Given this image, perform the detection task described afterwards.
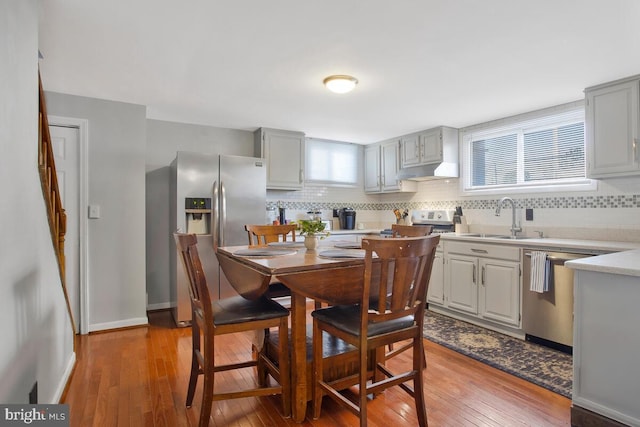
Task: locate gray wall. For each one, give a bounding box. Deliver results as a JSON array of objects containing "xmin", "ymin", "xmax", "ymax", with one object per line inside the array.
[
  {"xmin": 0, "ymin": 0, "xmax": 74, "ymax": 403},
  {"xmin": 145, "ymin": 119, "xmax": 254, "ymax": 308},
  {"xmin": 45, "ymin": 92, "xmax": 148, "ymax": 330}
]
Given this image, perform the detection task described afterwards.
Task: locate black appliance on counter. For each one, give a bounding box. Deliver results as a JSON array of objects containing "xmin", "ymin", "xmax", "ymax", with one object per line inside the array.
[{"xmin": 338, "ymin": 207, "xmax": 356, "ymax": 230}]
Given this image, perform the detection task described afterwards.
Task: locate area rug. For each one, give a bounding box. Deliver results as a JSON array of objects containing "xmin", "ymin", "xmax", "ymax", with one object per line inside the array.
[{"xmin": 423, "ymin": 310, "xmax": 572, "ymax": 398}]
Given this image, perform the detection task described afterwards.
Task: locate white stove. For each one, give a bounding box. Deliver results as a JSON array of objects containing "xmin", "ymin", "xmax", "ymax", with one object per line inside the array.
[
  {"xmin": 410, "ymin": 209, "xmax": 456, "ymax": 233},
  {"xmin": 380, "ymin": 209, "xmax": 456, "ymax": 236}
]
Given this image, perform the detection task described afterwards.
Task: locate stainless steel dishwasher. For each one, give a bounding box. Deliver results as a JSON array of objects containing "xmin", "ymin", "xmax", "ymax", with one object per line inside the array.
[{"xmin": 522, "ymin": 248, "xmax": 601, "ymax": 354}]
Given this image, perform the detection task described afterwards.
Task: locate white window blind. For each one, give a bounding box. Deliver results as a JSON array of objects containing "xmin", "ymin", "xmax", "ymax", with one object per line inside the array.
[
  {"xmin": 305, "ymin": 139, "xmax": 358, "ymax": 185},
  {"xmin": 464, "ymin": 106, "xmax": 589, "ymax": 193}
]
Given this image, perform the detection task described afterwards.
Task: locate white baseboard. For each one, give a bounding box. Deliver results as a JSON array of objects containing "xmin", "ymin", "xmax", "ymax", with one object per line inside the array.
[
  {"xmin": 88, "ymin": 316, "xmax": 149, "ymax": 332},
  {"xmin": 146, "ymin": 301, "xmax": 172, "ymax": 311},
  {"xmin": 54, "ymin": 351, "xmax": 76, "ymax": 403}
]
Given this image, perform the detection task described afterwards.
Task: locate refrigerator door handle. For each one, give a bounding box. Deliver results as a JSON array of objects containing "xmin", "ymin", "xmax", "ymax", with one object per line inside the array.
[
  {"xmin": 213, "ymin": 180, "xmax": 219, "ymax": 249},
  {"xmin": 220, "ymin": 181, "xmax": 226, "ymax": 246}
]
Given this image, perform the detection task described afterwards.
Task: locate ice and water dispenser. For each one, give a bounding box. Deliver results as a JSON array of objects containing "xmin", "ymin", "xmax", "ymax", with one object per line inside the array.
[{"xmin": 185, "ymin": 197, "xmax": 211, "ymax": 234}]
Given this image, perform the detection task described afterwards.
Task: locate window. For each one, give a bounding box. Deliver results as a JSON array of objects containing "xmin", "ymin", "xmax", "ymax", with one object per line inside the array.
[
  {"xmin": 462, "ymin": 103, "xmax": 593, "ymax": 194},
  {"xmin": 305, "ymin": 138, "xmax": 358, "ymax": 185}
]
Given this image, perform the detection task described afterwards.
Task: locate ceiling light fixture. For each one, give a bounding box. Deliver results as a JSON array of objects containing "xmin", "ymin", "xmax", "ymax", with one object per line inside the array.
[{"xmin": 323, "ymin": 75, "xmax": 358, "ymax": 94}]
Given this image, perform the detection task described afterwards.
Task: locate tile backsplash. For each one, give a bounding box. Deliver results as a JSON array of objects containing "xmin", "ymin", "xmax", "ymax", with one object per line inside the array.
[{"xmin": 267, "ymin": 177, "xmax": 640, "ymax": 242}]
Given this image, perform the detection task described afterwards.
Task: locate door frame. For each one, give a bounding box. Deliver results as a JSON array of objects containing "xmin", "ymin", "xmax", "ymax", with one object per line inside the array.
[{"xmin": 48, "ymin": 115, "xmax": 90, "ymax": 335}]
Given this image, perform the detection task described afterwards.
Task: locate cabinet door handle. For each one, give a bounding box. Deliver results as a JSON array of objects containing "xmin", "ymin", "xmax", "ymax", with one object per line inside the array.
[
  {"xmin": 472, "ymin": 264, "xmax": 476, "ymax": 284},
  {"xmin": 481, "ymin": 266, "xmax": 485, "ymax": 285},
  {"xmin": 471, "ymin": 248, "xmax": 488, "ymax": 254}
]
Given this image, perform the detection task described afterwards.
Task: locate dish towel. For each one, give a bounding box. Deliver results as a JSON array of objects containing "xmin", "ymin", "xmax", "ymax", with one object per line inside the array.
[{"xmin": 530, "ymin": 251, "xmax": 550, "ymax": 293}]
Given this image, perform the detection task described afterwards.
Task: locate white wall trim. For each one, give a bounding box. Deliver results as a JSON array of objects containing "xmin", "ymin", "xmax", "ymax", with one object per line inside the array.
[
  {"xmin": 52, "ymin": 352, "xmax": 76, "ymax": 404},
  {"xmin": 147, "ymin": 302, "xmax": 172, "ymax": 311},
  {"xmin": 47, "ymin": 115, "xmax": 90, "ymax": 334},
  {"xmin": 88, "ymin": 317, "xmax": 149, "ymax": 333}
]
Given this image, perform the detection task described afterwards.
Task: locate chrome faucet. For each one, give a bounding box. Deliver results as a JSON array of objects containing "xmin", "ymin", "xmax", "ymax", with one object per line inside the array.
[{"xmin": 495, "ymin": 197, "xmax": 522, "ymax": 238}]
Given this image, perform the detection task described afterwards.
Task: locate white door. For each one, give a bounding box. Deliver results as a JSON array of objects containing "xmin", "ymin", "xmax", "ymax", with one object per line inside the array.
[{"xmin": 50, "ymin": 125, "xmax": 80, "ymax": 333}]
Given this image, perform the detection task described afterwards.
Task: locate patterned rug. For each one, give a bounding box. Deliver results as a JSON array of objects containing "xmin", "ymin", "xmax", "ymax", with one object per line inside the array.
[{"xmin": 423, "ymin": 310, "xmax": 572, "ymax": 398}]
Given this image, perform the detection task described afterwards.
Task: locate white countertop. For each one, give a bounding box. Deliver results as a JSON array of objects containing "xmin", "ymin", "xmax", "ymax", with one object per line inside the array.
[
  {"xmin": 298, "ymin": 229, "xmax": 640, "ymax": 276},
  {"xmin": 565, "ymin": 249, "xmax": 640, "ymax": 277},
  {"xmin": 439, "ymin": 233, "xmax": 640, "ymax": 278},
  {"xmin": 439, "ymin": 233, "xmax": 640, "ymax": 253}
]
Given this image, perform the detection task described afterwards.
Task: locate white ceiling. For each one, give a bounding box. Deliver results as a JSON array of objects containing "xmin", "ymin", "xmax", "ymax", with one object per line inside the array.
[{"xmin": 38, "ymin": 0, "xmax": 640, "ymax": 144}]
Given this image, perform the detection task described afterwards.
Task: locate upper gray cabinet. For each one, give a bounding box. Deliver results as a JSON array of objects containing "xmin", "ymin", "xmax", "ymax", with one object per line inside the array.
[
  {"xmin": 585, "ymin": 75, "xmax": 640, "ymax": 178},
  {"xmin": 364, "ymin": 139, "xmax": 417, "ymax": 193},
  {"xmin": 401, "ymin": 128, "xmax": 444, "ymax": 167},
  {"xmin": 254, "ymin": 128, "xmax": 305, "ymax": 190},
  {"xmin": 397, "ymin": 126, "xmax": 459, "ymax": 180}
]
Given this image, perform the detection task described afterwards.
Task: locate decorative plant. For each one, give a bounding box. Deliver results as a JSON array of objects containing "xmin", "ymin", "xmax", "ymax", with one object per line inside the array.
[{"xmin": 295, "ymin": 219, "xmax": 328, "ymax": 238}]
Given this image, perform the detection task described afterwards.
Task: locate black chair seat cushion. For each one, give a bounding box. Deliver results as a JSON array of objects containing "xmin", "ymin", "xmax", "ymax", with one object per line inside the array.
[
  {"xmin": 263, "ymin": 282, "xmax": 291, "ymax": 298},
  {"xmin": 213, "ymin": 295, "xmax": 289, "ymax": 326},
  {"xmin": 311, "ymin": 305, "xmax": 414, "ymax": 337}
]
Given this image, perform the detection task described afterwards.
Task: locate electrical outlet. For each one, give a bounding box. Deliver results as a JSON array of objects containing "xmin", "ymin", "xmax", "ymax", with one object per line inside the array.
[{"xmin": 525, "ymin": 208, "xmax": 533, "ymax": 221}]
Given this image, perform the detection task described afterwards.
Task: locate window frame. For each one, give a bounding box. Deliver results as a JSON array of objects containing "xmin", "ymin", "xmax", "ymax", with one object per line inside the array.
[{"xmin": 460, "ymin": 101, "xmax": 596, "ymax": 196}]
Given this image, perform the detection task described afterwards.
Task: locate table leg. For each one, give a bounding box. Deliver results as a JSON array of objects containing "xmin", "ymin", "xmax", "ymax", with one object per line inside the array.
[{"xmin": 290, "ymin": 292, "xmax": 308, "ymax": 423}]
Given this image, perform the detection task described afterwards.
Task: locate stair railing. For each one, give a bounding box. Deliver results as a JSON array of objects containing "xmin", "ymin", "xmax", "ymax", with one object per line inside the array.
[{"xmin": 38, "ymin": 71, "xmax": 76, "ymax": 334}]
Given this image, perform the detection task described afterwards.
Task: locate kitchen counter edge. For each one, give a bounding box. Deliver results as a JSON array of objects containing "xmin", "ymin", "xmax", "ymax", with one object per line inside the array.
[
  {"xmin": 440, "ymin": 233, "xmax": 640, "ymax": 278},
  {"xmin": 564, "ymin": 249, "xmax": 640, "ymax": 277},
  {"xmin": 439, "ymin": 233, "xmax": 640, "ymax": 253}
]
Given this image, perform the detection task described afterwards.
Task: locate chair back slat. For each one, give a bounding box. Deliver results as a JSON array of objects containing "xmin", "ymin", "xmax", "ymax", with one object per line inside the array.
[
  {"xmin": 174, "ymin": 233, "xmax": 212, "ymax": 324},
  {"xmin": 245, "ymin": 224, "xmax": 297, "ymax": 246},
  {"xmin": 362, "ymin": 236, "xmax": 440, "ymax": 325}
]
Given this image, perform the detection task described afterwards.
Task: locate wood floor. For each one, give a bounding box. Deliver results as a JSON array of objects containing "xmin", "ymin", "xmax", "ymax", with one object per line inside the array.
[{"xmin": 62, "ymin": 309, "xmax": 571, "ymax": 426}]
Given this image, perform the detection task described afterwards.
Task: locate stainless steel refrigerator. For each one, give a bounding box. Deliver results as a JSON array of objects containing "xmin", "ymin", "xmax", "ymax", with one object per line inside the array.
[{"xmin": 170, "ymin": 152, "xmax": 267, "ymax": 326}]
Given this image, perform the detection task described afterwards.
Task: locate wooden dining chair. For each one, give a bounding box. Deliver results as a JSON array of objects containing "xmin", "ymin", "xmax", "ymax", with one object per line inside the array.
[
  {"xmin": 311, "ymin": 235, "xmax": 440, "ymax": 427},
  {"xmin": 387, "ymin": 223, "xmax": 433, "ymax": 361},
  {"xmin": 244, "ymin": 223, "xmax": 299, "ymax": 301},
  {"xmin": 174, "ymin": 233, "xmax": 291, "ymax": 427},
  {"xmin": 391, "ymin": 223, "xmax": 433, "ymax": 237},
  {"xmin": 245, "ymin": 223, "xmax": 297, "ymax": 247}
]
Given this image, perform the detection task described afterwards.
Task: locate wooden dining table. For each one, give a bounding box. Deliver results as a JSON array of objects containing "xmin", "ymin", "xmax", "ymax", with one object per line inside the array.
[{"xmin": 216, "ymin": 242, "xmax": 378, "ymax": 423}]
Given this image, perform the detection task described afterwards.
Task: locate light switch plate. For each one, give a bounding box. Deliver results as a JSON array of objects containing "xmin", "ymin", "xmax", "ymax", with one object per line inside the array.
[{"xmin": 88, "ymin": 205, "xmax": 101, "ymax": 219}]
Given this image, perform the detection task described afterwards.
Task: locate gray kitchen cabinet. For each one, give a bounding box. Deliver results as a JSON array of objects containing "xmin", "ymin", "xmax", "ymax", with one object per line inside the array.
[
  {"xmin": 364, "ymin": 144, "xmax": 381, "ymax": 192},
  {"xmin": 570, "ymin": 264, "xmax": 640, "ymax": 426},
  {"xmin": 442, "ymin": 241, "xmax": 521, "ymax": 328},
  {"xmin": 364, "ymin": 139, "xmax": 416, "ymax": 193},
  {"xmin": 478, "ymin": 258, "xmax": 520, "ymax": 326},
  {"xmin": 254, "ymin": 127, "xmax": 305, "ymax": 190},
  {"xmin": 446, "ymin": 254, "xmax": 478, "ymax": 314},
  {"xmin": 400, "ymin": 134, "xmax": 421, "ymax": 167},
  {"xmin": 585, "ymin": 75, "xmax": 640, "ymax": 178},
  {"xmin": 400, "ymin": 127, "xmax": 458, "ymax": 168},
  {"xmin": 426, "ymin": 242, "xmax": 444, "ymax": 305}
]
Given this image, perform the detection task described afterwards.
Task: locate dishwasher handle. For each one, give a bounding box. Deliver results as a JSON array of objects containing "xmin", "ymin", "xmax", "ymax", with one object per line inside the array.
[{"xmin": 524, "ymin": 251, "xmax": 591, "ymax": 265}]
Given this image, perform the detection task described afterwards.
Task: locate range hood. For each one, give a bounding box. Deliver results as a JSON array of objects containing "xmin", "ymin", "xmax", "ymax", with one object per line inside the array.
[
  {"xmin": 396, "ymin": 126, "xmax": 459, "ymax": 181},
  {"xmin": 396, "ymin": 161, "xmax": 458, "ymax": 181}
]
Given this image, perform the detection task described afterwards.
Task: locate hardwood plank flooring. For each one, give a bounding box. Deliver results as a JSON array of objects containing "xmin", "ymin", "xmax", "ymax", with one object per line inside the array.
[{"xmin": 62, "ymin": 309, "xmax": 570, "ymax": 426}]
